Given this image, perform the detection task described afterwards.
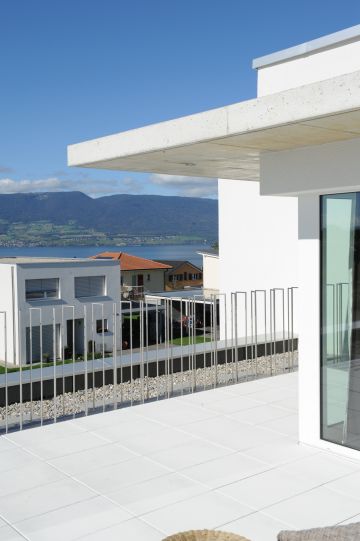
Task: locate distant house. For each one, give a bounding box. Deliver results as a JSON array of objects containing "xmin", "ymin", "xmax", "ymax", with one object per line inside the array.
[
  {"xmin": 92, "ymin": 252, "xmax": 172, "ymax": 298},
  {"xmin": 156, "ymin": 260, "xmax": 203, "ymax": 291},
  {"xmin": 0, "ymin": 257, "xmax": 121, "ymax": 365}
]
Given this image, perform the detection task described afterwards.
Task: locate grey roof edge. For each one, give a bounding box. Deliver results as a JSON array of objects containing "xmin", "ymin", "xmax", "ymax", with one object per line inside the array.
[
  {"xmin": 0, "ymin": 258, "xmax": 119, "ymax": 267},
  {"xmin": 252, "ymin": 24, "xmax": 360, "ymax": 70},
  {"xmin": 196, "ymin": 250, "xmax": 219, "ymax": 257}
]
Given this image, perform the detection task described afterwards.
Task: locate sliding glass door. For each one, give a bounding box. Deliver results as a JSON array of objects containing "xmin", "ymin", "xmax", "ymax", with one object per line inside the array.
[{"xmin": 321, "ymin": 192, "xmax": 360, "ymax": 449}]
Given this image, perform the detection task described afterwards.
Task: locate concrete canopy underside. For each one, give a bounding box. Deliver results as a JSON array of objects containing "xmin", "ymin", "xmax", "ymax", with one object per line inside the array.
[{"xmin": 68, "ymin": 70, "xmax": 360, "ymax": 180}]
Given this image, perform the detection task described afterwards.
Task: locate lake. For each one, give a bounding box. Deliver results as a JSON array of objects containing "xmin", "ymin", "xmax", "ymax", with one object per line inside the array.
[{"xmin": 0, "ymin": 244, "xmax": 210, "ymax": 267}]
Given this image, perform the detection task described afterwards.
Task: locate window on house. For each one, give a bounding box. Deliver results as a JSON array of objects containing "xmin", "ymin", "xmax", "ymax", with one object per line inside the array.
[
  {"xmin": 96, "ymin": 318, "xmax": 109, "ymax": 333},
  {"xmin": 184, "ymin": 272, "xmax": 188, "ymax": 280},
  {"xmin": 147, "ymin": 274, "xmax": 151, "ymax": 281},
  {"xmin": 25, "ymin": 278, "xmax": 59, "ymax": 300},
  {"xmin": 75, "ymin": 276, "xmax": 106, "ymax": 298}
]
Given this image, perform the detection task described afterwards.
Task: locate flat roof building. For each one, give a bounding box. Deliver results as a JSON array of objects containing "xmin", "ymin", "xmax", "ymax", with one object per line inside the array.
[
  {"xmin": 68, "ymin": 24, "xmax": 360, "ymax": 460},
  {"xmin": 0, "ymin": 257, "xmax": 120, "ymax": 365}
]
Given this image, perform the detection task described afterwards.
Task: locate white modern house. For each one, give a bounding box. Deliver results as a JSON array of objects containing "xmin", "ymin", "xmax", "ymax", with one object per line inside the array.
[
  {"xmin": 0, "ymin": 257, "xmax": 121, "ymax": 365},
  {"xmin": 68, "ymin": 24, "xmax": 360, "ymax": 462}
]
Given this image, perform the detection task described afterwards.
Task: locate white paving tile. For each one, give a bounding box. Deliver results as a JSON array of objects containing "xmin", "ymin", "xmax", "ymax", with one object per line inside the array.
[
  {"xmin": 4, "ymin": 372, "xmax": 360, "ymax": 541},
  {"xmin": 177, "ymin": 387, "xmax": 236, "ymax": 405},
  {"xmin": 108, "ymin": 472, "xmax": 206, "ymax": 515},
  {"xmin": 180, "ymin": 415, "xmax": 287, "ymax": 451},
  {"xmin": 89, "ymin": 416, "xmax": 165, "ymax": 443},
  {"xmin": 264, "ymin": 486, "xmax": 360, "ymax": 529},
  {"xmin": 135, "ymin": 399, "xmax": 215, "ymax": 426},
  {"xmin": 218, "ymin": 468, "xmax": 315, "ymax": 509},
  {"xmin": 121, "ymin": 427, "xmax": 198, "ymax": 455},
  {"xmin": 324, "ymin": 470, "xmax": 360, "ymax": 500},
  {"xmin": 17, "ymin": 431, "xmax": 110, "ymax": 460},
  {"xmin": 118, "ymin": 426, "xmax": 196, "ymax": 455},
  {"xmin": 69, "ymin": 408, "xmax": 140, "ymax": 430},
  {"xmin": 0, "ymin": 478, "xmax": 96, "ymax": 523},
  {"xmin": 222, "ymin": 375, "xmax": 296, "ymax": 395},
  {"xmin": 76, "ymin": 518, "xmax": 164, "ymax": 541},
  {"xmin": 200, "ymin": 395, "xmax": 265, "ymax": 414},
  {"xmin": 75, "ymin": 456, "xmax": 171, "ymax": 494},
  {"xmin": 258, "ymin": 414, "xmax": 299, "ymax": 438},
  {"xmin": 271, "ymin": 396, "xmax": 298, "ymax": 412},
  {"xmin": 257, "ymin": 373, "xmax": 298, "ymax": 386},
  {"xmin": 241, "ymin": 440, "xmax": 319, "ymax": 467},
  {"xmin": 5, "ymin": 420, "xmax": 85, "ymax": 446},
  {"xmin": 181, "ymin": 452, "xmax": 270, "ymax": 488},
  {"xmin": 339, "ymin": 513, "xmax": 360, "ymax": 525},
  {"xmin": 149, "ymin": 438, "xmax": 232, "ymax": 470},
  {"xmin": 278, "ymin": 452, "xmax": 360, "ymax": 487},
  {"xmin": 220, "ymin": 512, "xmax": 293, "ymax": 541},
  {"xmin": 219, "ymin": 379, "xmax": 272, "ymax": 396},
  {"xmin": 228, "ymin": 404, "xmax": 293, "ymax": 425},
  {"xmin": 144, "ymin": 491, "xmax": 254, "ymax": 534},
  {"xmin": 14, "ymin": 496, "xmax": 132, "ymax": 541},
  {"xmin": 0, "ymin": 525, "xmax": 27, "ymax": 541},
  {"xmin": 0, "ymin": 447, "xmax": 42, "ymax": 473},
  {"xmin": 244, "ymin": 386, "xmax": 298, "ymax": 404},
  {"xmin": 0, "ymin": 461, "xmax": 65, "ymax": 498},
  {"xmin": 0, "ymin": 437, "xmax": 18, "ymax": 453},
  {"xmin": 48, "ymin": 441, "xmax": 138, "ymax": 475}
]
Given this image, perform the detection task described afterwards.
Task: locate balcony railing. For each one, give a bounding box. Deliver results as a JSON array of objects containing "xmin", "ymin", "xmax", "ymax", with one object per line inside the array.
[
  {"xmin": 0, "ymin": 287, "xmax": 297, "ymax": 434},
  {"xmin": 121, "ymin": 284, "xmax": 145, "ymax": 300}
]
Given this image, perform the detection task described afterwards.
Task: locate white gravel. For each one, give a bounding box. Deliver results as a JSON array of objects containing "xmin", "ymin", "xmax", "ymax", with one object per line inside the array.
[{"xmin": 0, "ymin": 351, "xmax": 297, "ymax": 425}]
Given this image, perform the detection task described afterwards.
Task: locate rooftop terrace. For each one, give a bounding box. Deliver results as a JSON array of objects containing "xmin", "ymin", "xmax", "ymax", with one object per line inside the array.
[{"xmin": 1, "ymin": 371, "xmax": 360, "ymax": 541}]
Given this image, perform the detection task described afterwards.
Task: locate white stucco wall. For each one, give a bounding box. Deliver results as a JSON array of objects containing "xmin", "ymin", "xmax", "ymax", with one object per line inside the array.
[
  {"xmin": 262, "ymin": 141, "xmax": 360, "ymax": 458},
  {"xmin": 297, "ymin": 196, "xmax": 321, "ymax": 447},
  {"xmin": 0, "ymin": 265, "xmax": 18, "ymax": 365},
  {"xmin": 257, "ymin": 39, "xmax": 360, "ymax": 96},
  {"xmin": 261, "ymin": 138, "xmax": 360, "ymax": 197},
  {"xmin": 201, "ymin": 254, "xmax": 219, "ymax": 291},
  {"xmin": 218, "ymin": 179, "xmax": 298, "ymax": 340},
  {"xmin": 219, "ymin": 179, "xmax": 298, "ymax": 292},
  {"xmin": 255, "ymin": 32, "xmax": 360, "ymax": 458}
]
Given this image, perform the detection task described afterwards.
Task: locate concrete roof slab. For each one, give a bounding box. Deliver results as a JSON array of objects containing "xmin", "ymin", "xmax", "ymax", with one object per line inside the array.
[
  {"xmin": 68, "ymin": 70, "xmax": 360, "ymax": 181},
  {"xmin": 303, "ymin": 110, "xmax": 360, "ymax": 134}
]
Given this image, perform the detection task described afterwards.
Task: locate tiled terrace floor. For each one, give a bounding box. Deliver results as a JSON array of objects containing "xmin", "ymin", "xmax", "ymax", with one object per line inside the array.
[{"xmin": 1, "ymin": 372, "xmax": 360, "ymax": 541}]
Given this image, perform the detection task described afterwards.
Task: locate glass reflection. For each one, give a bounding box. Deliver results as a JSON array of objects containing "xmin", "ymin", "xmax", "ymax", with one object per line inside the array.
[{"xmin": 321, "ymin": 193, "xmax": 360, "ymax": 449}]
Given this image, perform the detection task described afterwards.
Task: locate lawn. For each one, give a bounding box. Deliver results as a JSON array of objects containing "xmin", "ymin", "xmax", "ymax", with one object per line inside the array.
[
  {"xmin": 170, "ymin": 335, "xmax": 211, "ymax": 346},
  {"xmin": 0, "ymin": 353, "xmax": 110, "ymax": 374}
]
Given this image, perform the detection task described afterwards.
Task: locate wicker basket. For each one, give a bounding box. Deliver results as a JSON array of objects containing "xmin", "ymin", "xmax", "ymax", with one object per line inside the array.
[{"xmin": 162, "ymin": 530, "xmax": 251, "ymax": 541}]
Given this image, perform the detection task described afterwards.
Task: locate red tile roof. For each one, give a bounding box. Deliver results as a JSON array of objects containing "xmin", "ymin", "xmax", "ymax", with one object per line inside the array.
[{"xmin": 92, "ymin": 252, "xmax": 173, "ymax": 271}]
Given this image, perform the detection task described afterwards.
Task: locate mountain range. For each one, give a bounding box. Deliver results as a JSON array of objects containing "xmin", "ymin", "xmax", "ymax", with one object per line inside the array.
[{"xmin": 0, "ymin": 192, "xmax": 218, "ymax": 244}]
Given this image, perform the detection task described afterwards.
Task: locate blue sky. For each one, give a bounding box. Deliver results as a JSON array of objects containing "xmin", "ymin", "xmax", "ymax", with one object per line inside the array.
[{"xmin": 1, "ymin": 0, "xmax": 360, "ymax": 199}]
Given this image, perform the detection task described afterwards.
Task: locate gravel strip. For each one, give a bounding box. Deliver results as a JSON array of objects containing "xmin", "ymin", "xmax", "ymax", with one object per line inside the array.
[{"xmin": 1, "ymin": 351, "xmax": 298, "ymax": 425}]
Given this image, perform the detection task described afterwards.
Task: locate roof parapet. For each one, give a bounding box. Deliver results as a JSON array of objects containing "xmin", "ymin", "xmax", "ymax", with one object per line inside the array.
[{"xmin": 253, "ymin": 24, "xmax": 360, "ymax": 70}]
